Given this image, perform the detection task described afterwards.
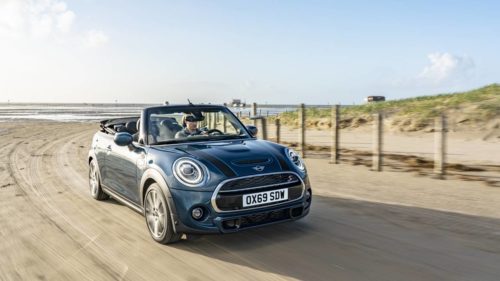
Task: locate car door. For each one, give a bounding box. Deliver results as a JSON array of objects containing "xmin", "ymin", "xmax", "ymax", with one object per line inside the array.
[
  {"xmin": 105, "ymin": 141, "xmax": 143, "ymax": 205},
  {"xmin": 93, "ymin": 132, "xmax": 114, "ymax": 184}
]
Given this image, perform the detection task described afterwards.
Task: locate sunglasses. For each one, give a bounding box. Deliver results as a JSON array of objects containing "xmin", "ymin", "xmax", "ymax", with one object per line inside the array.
[{"xmin": 185, "ymin": 116, "xmax": 197, "ymax": 122}]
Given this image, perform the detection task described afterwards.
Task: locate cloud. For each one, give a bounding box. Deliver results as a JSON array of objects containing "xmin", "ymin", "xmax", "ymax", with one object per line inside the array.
[
  {"xmin": 0, "ymin": 1, "xmax": 24, "ymax": 37},
  {"xmin": 56, "ymin": 10, "xmax": 75, "ymax": 33},
  {"xmin": 0, "ymin": 0, "xmax": 106, "ymax": 48},
  {"xmin": 418, "ymin": 52, "xmax": 474, "ymax": 84},
  {"xmin": 0, "ymin": 0, "xmax": 76, "ymax": 38},
  {"xmin": 83, "ymin": 30, "xmax": 109, "ymax": 48}
]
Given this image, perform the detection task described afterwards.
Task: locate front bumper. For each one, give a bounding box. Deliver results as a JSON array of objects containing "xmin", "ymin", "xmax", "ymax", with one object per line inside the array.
[{"xmin": 168, "ymin": 180, "xmax": 312, "ymax": 235}]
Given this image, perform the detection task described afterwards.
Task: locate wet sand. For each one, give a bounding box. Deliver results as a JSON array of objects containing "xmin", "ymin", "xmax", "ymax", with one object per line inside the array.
[{"xmin": 1, "ymin": 121, "xmax": 500, "ymax": 280}]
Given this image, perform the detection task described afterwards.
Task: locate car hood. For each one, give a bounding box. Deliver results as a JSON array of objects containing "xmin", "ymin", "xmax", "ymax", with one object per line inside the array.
[{"xmin": 152, "ymin": 139, "xmax": 292, "ymax": 177}]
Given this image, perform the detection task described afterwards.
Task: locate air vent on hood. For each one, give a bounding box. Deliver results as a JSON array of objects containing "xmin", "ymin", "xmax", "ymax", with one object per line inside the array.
[{"xmin": 231, "ymin": 158, "xmax": 272, "ymax": 166}]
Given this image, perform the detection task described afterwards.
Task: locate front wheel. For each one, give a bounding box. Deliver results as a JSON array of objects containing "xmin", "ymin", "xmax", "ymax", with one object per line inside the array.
[
  {"xmin": 89, "ymin": 159, "xmax": 109, "ymax": 201},
  {"xmin": 144, "ymin": 183, "xmax": 182, "ymax": 244}
]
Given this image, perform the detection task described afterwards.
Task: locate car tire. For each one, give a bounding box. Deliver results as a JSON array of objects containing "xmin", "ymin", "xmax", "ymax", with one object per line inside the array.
[
  {"xmin": 89, "ymin": 159, "xmax": 110, "ymax": 201},
  {"xmin": 144, "ymin": 183, "xmax": 182, "ymax": 244}
]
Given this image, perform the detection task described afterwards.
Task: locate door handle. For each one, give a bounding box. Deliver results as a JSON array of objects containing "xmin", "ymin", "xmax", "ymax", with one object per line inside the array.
[{"xmin": 106, "ymin": 145, "xmax": 112, "ymax": 151}]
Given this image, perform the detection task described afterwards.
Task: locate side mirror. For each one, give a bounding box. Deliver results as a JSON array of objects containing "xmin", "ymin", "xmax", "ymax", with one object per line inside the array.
[
  {"xmin": 114, "ymin": 132, "xmax": 133, "ymax": 146},
  {"xmin": 246, "ymin": 125, "xmax": 258, "ymax": 137}
]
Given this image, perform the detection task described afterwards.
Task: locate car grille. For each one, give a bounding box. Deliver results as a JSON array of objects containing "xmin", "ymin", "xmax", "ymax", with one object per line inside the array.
[
  {"xmin": 213, "ymin": 172, "xmax": 304, "ymax": 212},
  {"xmin": 219, "ymin": 173, "xmax": 300, "ymax": 192}
]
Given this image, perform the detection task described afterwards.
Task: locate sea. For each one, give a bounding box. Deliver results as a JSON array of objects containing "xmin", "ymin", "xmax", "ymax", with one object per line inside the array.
[{"xmin": 0, "ymin": 103, "xmax": 320, "ymax": 122}]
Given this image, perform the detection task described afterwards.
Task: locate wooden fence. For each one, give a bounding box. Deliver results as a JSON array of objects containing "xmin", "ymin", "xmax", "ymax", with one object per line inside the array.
[{"xmin": 239, "ymin": 103, "xmax": 449, "ymax": 178}]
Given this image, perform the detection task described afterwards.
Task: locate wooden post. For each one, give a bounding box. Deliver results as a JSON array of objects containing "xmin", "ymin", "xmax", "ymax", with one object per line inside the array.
[
  {"xmin": 222, "ymin": 115, "xmax": 227, "ymax": 133},
  {"xmin": 434, "ymin": 114, "xmax": 447, "ymax": 178},
  {"xmin": 330, "ymin": 104, "xmax": 340, "ymax": 164},
  {"xmin": 252, "ymin": 102, "xmax": 257, "ymax": 126},
  {"xmin": 299, "ymin": 103, "xmax": 306, "ymax": 158},
  {"xmin": 275, "ymin": 118, "xmax": 281, "ymax": 143},
  {"xmin": 372, "ymin": 112, "xmax": 383, "ymax": 171},
  {"xmin": 261, "ymin": 118, "xmax": 267, "ymax": 140}
]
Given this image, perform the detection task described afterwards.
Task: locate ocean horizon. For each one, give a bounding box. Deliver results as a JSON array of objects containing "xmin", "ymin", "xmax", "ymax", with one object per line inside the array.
[{"xmin": 0, "ymin": 103, "xmax": 323, "ymax": 122}]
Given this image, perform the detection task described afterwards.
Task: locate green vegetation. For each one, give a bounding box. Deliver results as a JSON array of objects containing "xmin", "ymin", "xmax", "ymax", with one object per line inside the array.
[{"xmin": 277, "ymin": 84, "xmax": 500, "ymax": 130}]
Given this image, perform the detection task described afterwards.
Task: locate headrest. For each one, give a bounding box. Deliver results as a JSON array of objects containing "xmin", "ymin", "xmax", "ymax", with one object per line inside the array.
[
  {"xmin": 115, "ymin": 125, "xmax": 127, "ymax": 132},
  {"xmin": 160, "ymin": 118, "xmax": 180, "ymax": 129},
  {"xmin": 125, "ymin": 121, "xmax": 137, "ymax": 133}
]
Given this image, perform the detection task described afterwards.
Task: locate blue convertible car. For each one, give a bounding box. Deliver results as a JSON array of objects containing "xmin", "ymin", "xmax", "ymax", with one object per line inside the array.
[{"xmin": 88, "ymin": 104, "xmax": 312, "ymax": 244}]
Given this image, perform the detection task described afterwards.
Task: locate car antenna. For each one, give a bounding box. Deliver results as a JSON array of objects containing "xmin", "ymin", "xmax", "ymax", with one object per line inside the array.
[{"xmin": 187, "ymin": 99, "xmax": 194, "ymax": 106}]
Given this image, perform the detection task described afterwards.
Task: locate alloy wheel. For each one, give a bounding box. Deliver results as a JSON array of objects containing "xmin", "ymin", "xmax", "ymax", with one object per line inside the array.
[
  {"xmin": 145, "ymin": 189, "xmax": 166, "ymax": 238},
  {"xmin": 89, "ymin": 162, "xmax": 99, "ymax": 196}
]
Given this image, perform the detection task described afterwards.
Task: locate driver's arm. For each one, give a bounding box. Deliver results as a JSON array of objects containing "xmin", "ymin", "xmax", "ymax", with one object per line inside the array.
[
  {"xmin": 196, "ymin": 128, "xmax": 207, "ymax": 135},
  {"xmin": 175, "ymin": 130, "xmax": 187, "ymax": 138}
]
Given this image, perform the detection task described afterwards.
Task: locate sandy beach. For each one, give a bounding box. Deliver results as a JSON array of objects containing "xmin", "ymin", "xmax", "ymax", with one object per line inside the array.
[
  {"xmin": 2, "ymin": 0, "xmax": 499, "ymax": 279},
  {"xmin": 1, "ymin": 121, "xmax": 500, "ymax": 280},
  {"xmin": 263, "ymin": 123, "xmax": 500, "ymax": 166}
]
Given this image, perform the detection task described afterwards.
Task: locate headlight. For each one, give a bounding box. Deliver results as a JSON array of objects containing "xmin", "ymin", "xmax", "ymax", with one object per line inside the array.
[
  {"xmin": 173, "ymin": 158, "xmax": 208, "ymax": 187},
  {"xmin": 286, "ymin": 148, "xmax": 305, "ymax": 172}
]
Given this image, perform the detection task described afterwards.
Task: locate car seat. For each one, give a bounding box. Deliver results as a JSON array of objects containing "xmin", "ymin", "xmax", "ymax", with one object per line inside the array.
[{"xmin": 157, "ymin": 118, "xmax": 183, "ymax": 142}]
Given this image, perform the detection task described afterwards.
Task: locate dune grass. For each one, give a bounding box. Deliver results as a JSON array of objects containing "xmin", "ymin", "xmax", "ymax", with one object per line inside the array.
[{"xmin": 277, "ymin": 84, "xmax": 500, "ymax": 127}]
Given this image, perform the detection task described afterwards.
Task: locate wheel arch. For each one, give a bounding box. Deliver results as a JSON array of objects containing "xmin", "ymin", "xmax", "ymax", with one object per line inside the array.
[
  {"xmin": 140, "ymin": 169, "xmax": 172, "ymax": 205},
  {"xmin": 140, "ymin": 168, "xmax": 179, "ymax": 232},
  {"xmin": 88, "ymin": 148, "xmax": 98, "ymax": 165},
  {"xmin": 87, "ymin": 151, "xmax": 102, "ymax": 180}
]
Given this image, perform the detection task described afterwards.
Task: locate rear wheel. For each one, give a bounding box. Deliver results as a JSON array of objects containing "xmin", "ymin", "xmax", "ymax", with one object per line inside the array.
[
  {"xmin": 144, "ymin": 183, "xmax": 182, "ymax": 244},
  {"xmin": 89, "ymin": 159, "xmax": 109, "ymax": 201}
]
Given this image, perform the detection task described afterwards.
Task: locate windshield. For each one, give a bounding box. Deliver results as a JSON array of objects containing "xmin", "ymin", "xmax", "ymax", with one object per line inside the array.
[{"xmin": 146, "ymin": 106, "xmax": 251, "ymax": 145}]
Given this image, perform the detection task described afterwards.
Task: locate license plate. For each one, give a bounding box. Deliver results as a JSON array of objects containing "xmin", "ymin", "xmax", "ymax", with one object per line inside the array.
[{"xmin": 242, "ymin": 188, "xmax": 288, "ymax": 207}]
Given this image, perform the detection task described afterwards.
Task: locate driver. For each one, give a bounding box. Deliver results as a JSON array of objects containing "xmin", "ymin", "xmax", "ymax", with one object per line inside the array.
[{"xmin": 175, "ymin": 114, "xmax": 206, "ymax": 138}]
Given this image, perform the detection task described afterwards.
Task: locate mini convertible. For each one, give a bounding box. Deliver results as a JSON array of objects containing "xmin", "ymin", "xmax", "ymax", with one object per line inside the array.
[{"xmin": 88, "ymin": 104, "xmax": 312, "ymax": 244}]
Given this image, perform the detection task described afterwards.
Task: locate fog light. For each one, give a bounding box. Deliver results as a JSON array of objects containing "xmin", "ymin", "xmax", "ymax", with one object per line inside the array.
[
  {"xmin": 191, "ymin": 207, "xmax": 204, "ymax": 220},
  {"xmin": 305, "ymin": 189, "xmax": 312, "ymax": 208}
]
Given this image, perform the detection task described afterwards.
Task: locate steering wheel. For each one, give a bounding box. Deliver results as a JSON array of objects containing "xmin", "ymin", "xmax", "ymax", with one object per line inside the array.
[{"xmin": 207, "ymin": 129, "xmax": 224, "ymax": 136}]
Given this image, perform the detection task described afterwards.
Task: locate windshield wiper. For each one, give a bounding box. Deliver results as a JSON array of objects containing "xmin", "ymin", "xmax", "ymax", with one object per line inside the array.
[
  {"xmin": 219, "ymin": 135, "xmax": 248, "ymax": 139},
  {"xmin": 202, "ymin": 135, "xmax": 248, "ymax": 141},
  {"xmin": 152, "ymin": 135, "xmax": 248, "ymax": 145},
  {"xmin": 153, "ymin": 139, "xmax": 185, "ymax": 145}
]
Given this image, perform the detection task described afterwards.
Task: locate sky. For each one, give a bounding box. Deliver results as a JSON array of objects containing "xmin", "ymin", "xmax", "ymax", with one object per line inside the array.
[{"xmin": 0, "ymin": 0, "xmax": 499, "ymax": 104}]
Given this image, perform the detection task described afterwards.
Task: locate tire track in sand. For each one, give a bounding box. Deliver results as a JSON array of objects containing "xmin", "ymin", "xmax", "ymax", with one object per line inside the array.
[{"xmin": 4, "ymin": 124, "xmax": 125, "ymax": 280}]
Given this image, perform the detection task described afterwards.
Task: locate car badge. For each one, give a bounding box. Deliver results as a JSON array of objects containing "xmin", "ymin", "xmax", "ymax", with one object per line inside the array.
[{"xmin": 252, "ymin": 165, "xmax": 265, "ymax": 172}]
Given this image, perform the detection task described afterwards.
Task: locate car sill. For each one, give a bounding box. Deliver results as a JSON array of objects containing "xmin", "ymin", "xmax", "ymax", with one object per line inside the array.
[{"xmin": 101, "ymin": 185, "xmax": 144, "ymax": 214}]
